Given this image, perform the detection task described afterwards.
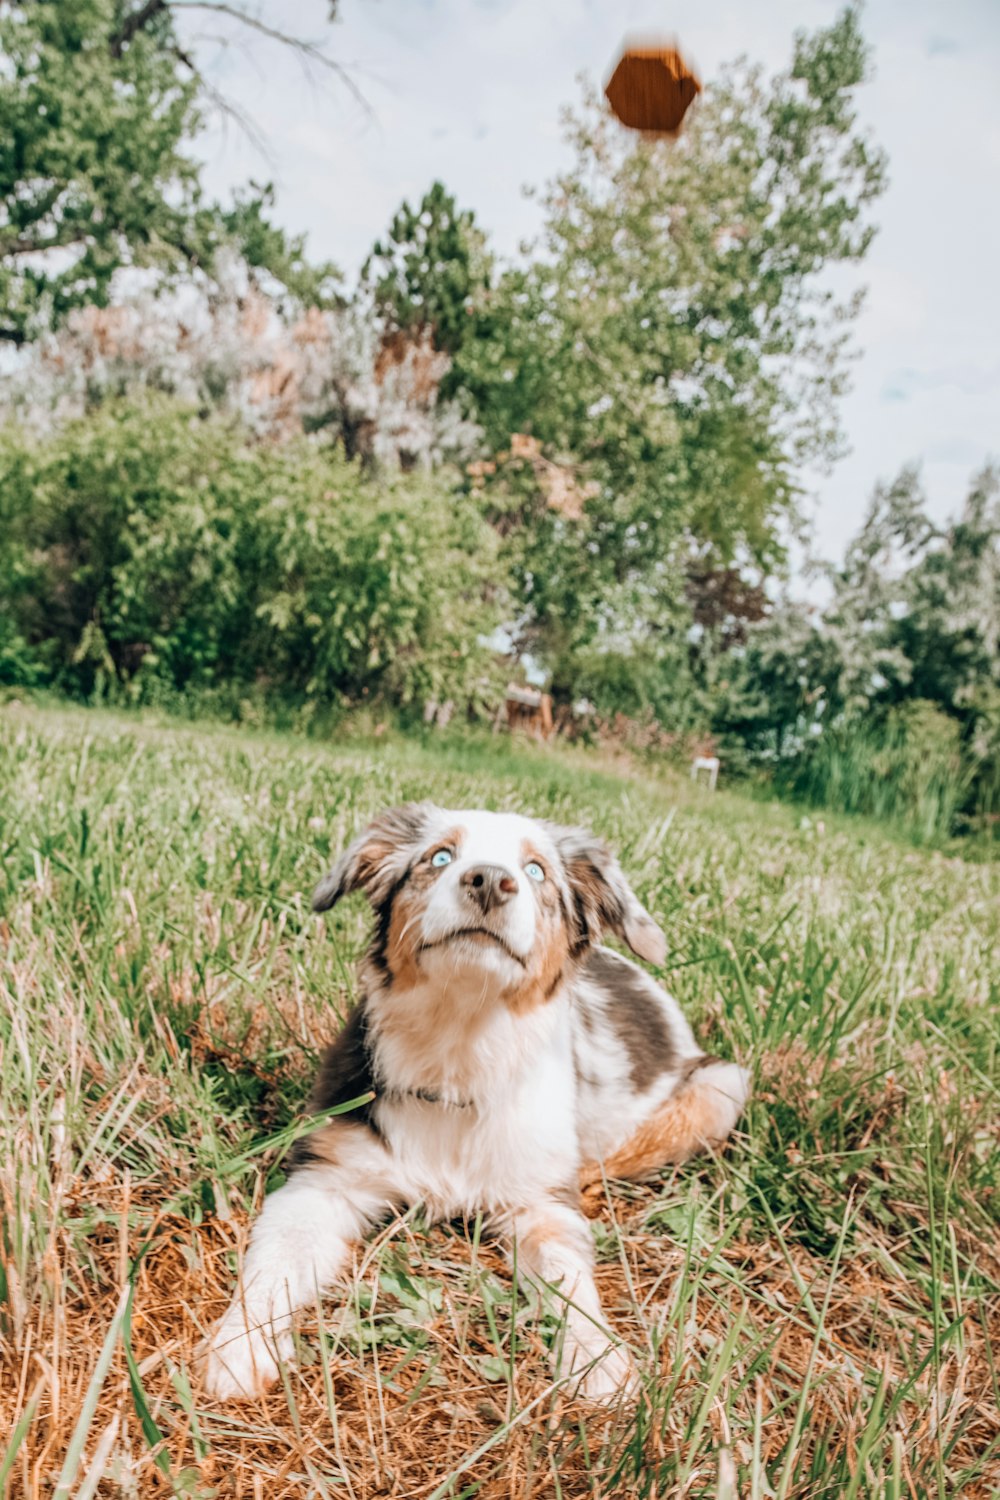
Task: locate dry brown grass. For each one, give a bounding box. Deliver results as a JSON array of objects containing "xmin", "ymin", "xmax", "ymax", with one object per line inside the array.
[{"xmin": 4, "ymin": 1158, "xmax": 999, "ymax": 1499}]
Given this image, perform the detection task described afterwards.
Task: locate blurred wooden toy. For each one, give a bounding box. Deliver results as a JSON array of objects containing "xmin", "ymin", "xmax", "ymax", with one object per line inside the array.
[{"xmin": 605, "ymin": 40, "xmax": 701, "ymax": 137}]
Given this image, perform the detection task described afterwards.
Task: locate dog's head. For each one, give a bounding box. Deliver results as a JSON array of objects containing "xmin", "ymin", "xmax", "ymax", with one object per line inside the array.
[{"xmin": 313, "ymin": 804, "xmax": 665, "ymax": 1008}]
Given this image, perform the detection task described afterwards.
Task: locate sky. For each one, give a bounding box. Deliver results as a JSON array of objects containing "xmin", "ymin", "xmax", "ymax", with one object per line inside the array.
[{"xmin": 182, "ymin": 0, "xmax": 1000, "ymax": 570}]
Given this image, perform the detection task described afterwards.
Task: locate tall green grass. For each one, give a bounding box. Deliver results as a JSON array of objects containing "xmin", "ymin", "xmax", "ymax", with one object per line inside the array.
[{"xmin": 779, "ymin": 703, "xmax": 974, "ymax": 844}]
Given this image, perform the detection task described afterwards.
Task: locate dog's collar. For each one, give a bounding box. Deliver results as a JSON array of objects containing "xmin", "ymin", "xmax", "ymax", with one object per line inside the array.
[{"xmin": 382, "ymin": 1086, "xmax": 475, "ymax": 1109}]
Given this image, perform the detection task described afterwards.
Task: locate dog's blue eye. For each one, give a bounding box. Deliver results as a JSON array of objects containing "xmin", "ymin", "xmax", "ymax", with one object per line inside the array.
[
  {"xmin": 524, "ymin": 861, "xmax": 545, "ymax": 883},
  {"xmin": 431, "ymin": 849, "xmax": 453, "ymax": 868}
]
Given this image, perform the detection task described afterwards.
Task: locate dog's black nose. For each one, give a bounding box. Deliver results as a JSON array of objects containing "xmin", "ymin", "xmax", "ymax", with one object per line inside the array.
[{"xmin": 461, "ymin": 864, "xmax": 519, "ymax": 913}]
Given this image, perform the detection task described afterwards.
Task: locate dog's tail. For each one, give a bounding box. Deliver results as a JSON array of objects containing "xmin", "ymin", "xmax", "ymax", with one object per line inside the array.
[{"xmin": 581, "ymin": 1058, "xmax": 749, "ymax": 1200}]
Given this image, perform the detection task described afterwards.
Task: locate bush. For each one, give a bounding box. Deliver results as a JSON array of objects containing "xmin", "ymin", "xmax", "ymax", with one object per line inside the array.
[
  {"xmin": 963, "ymin": 685, "xmax": 1000, "ymax": 833},
  {"xmin": 780, "ymin": 700, "xmax": 971, "ymax": 843},
  {"xmin": 0, "ymin": 396, "xmax": 506, "ymax": 715},
  {"xmin": 556, "ymin": 640, "xmax": 705, "ymax": 732}
]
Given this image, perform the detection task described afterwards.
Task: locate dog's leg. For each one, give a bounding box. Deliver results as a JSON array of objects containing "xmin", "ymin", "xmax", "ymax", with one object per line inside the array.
[
  {"xmin": 202, "ymin": 1164, "xmax": 388, "ymax": 1400},
  {"xmin": 500, "ymin": 1198, "xmax": 636, "ymax": 1402},
  {"xmin": 580, "ymin": 1058, "xmax": 749, "ymax": 1201}
]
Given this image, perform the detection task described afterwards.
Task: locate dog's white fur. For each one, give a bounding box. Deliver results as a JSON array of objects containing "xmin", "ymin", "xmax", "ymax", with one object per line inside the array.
[{"xmin": 202, "ymin": 806, "xmax": 748, "ymax": 1402}]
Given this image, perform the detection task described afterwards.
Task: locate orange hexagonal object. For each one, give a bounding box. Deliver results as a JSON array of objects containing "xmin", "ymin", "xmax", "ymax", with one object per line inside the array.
[{"xmin": 605, "ymin": 43, "xmax": 701, "ymax": 137}]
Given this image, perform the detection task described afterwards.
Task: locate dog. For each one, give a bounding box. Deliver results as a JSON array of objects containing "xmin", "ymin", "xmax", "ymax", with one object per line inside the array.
[{"xmin": 202, "ymin": 804, "xmax": 749, "ymax": 1402}]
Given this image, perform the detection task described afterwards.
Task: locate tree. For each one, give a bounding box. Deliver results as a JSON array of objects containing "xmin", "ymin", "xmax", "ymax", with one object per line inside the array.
[
  {"xmin": 1, "ymin": 270, "xmax": 481, "ymax": 473},
  {"xmin": 456, "ymin": 7, "xmax": 886, "ymax": 682},
  {"xmin": 713, "ymin": 464, "xmax": 1000, "ymax": 827},
  {"xmin": 361, "ymin": 181, "xmax": 491, "ymax": 357},
  {"xmin": 894, "ymin": 466, "xmax": 1000, "ymax": 718},
  {"xmin": 816, "ymin": 463, "xmax": 1000, "ymax": 726},
  {"xmin": 0, "ymin": 0, "xmax": 341, "ymax": 345}
]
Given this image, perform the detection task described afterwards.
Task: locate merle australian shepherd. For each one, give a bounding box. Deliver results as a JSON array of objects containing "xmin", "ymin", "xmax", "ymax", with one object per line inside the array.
[{"xmin": 203, "ymin": 804, "xmax": 748, "ymax": 1402}]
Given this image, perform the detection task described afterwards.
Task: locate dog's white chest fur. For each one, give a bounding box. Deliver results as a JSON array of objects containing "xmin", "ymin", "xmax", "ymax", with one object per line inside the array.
[{"xmin": 371, "ymin": 993, "xmax": 579, "ymax": 1219}]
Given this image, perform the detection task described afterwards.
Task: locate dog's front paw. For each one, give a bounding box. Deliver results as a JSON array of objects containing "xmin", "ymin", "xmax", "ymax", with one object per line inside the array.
[
  {"xmin": 558, "ymin": 1333, "xmax": 638, "ymax": 1404},
  {"xmin": 578, "ymin": 1341, "xmax": 639, "ymax": 1403},
  {"xmin": 200, "ymin": 1317, "xmax": 293, "ymax": 1401}
]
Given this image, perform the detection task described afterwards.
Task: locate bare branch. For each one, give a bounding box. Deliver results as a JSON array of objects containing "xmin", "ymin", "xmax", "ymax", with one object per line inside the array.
[
  {"xmin": 166, "ymin": 38, "xmax": 274, "ymax": 160},
  {"xmin": 108, "ymin": 0, "xmax": 370, "ymax": 148},
  {"xmin": 195, "ymin": 71, "xmax": 274, "ymax": 161},
  {"xmin": 170, "ymin": 1, "xmax": 371, "ymax": 117}
]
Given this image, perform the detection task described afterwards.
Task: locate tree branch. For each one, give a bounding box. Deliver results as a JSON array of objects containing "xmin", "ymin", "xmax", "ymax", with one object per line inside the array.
[
  {"xmin": 168, "ymin": 43, "xmax": 273, "ymax": 160},
  {"xmin": 170, "ymin": 1, "xmax": 371, "ymax": 117},
  {"xmin": 110, "ymin": 0, "xmax": 170, "ymax": 57},
  {"xmin": 109, "ymin": 1, "xmax": 369, "ymax": 134},
  {"xmin": 0, "ymin": 226, "xmax": 90, "ymax": 256}
]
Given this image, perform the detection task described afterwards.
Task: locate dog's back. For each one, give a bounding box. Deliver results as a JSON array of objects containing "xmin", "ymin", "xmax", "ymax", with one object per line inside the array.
[{"xmin": 570, "ymin": 946, "xmax": 747, "ymax": 1179}]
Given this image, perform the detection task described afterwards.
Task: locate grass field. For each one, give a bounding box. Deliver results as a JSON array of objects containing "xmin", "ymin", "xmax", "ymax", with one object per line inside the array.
[{"xmin": 1, "ymin": 702, "xmax": 998, "ymax": 1499}]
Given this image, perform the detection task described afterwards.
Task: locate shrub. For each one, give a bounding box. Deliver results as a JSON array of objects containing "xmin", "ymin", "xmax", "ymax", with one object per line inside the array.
[
  {"xmin": 556, "ymin": 640, "xmax": 704, "ymax": 732},
  {"xmin": 780, "ymin": 700, "xmax": 971, "ymax": 843},
  {"xmin": 0, "ymin": 396, "xmax": 506, "ymax": 715}
]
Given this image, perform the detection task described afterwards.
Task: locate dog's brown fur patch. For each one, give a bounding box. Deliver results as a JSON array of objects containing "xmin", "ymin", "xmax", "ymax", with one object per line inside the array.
[
  {"xmin": 375, "ymin": 825, "xmax": 467, "ymax": 987},
  {"xmin": 516, "ymin": 1203, "xmax": 592, "ymax": 1270},
  {"xmin": 519, "ymin": 1214, "xmax": 569, "ymax": 1264},
  {"xmin": 579, "ymin": 1059, "xmax": 734, "ymax": 1197},
  {"xmin": 290, "ymin": 1118, "xmax": 369, "ymax": 1171},
  {"xmin": 502, "ymin": 923, "xmax": 570, "ymax": 1014},
  {"xmin": 500, "ymin": 847, "xmax": 571, "ymax": 1014},
  {"xmin": 384, "ymin": 886, "xmax": 426, "ymax": 990},
  {"xmin": 290, "ymin": 1006, "xmax": 380, "ymax": 1164}
]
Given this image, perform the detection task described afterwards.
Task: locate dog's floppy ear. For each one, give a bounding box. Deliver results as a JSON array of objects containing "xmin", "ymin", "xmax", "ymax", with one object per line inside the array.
[
  {"xmin": 551, "ymin": 826, "xmax": 666, "ymax": 966},
  {"xmin": 313, "ymin": 802, "xmax": 437, "ymax": 912}
]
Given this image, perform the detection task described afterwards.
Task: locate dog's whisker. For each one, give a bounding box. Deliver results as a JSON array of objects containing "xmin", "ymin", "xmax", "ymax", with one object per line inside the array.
[{"xmin": 399, "ymin": 909, "xmax": 424, "ymax": 943}]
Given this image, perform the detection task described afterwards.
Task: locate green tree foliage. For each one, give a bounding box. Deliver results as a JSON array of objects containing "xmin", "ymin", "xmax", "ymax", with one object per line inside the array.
[
  {"xmin": 219, "ymin": 183, "xmax": 341, "ymax": 311},
  {"xmin": 0, "ymin": 396, "xmax": 506, "ymax": 712},
  {"xmin": 820, "ymin": 463, "xmax": 1000, "ymax": 736},
  {"xmin": 456, "ymin": 7, "xmax": 885, "ymax": 679},
  {"xmin": 0, "ymin": 0, "xmax": 338, "ymax": 345},
  {"xmin": 362, "ymin": 180, "xmax": 491, "ymax": 356},
  {"xmin": 715, "ymin": 464, "xmax": 1000, "ymax": 833}
]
